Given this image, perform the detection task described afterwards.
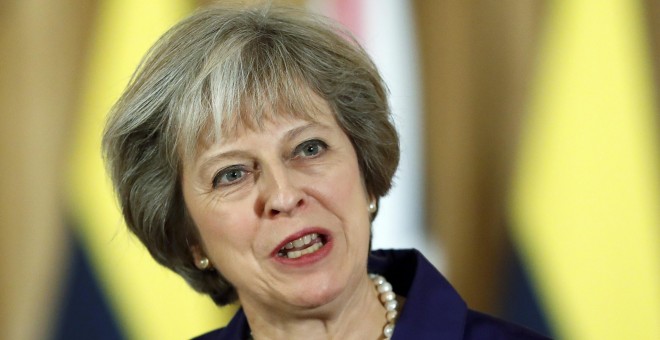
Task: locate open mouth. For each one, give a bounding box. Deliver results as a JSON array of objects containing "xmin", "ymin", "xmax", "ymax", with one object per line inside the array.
[{"xmin": 276, "ymin": 232, "xmax": 327, "ymax": 259}]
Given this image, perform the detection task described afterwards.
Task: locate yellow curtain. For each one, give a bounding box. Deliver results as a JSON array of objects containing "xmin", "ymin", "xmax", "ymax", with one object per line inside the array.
[
  {"xmin": 67, "ymin": 1, "xmax": 234, "ymax": 338},
  {"xmin": 511, "ymin": 0, "xmax": 660, "ymax": 339}
]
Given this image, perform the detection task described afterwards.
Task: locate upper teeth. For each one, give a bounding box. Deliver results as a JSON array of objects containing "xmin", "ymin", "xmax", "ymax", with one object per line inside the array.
[{"xmin": 283, "ymin": 233, "xmax": 318, "ymax": 250}]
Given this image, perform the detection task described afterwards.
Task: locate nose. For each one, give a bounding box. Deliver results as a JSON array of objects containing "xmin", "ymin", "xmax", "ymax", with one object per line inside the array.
[{"xmin": 260, "ymin": 162, "xmax": 305, "ymax": 218}]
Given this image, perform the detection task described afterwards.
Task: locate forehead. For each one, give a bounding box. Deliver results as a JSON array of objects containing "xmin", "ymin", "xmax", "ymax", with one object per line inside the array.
[{"xmin": 186, "ymin": 91, "xmax": 337, "ymax": 158}]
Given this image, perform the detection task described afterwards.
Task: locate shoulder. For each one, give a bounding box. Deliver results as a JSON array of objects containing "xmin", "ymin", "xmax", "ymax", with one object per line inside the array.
[
  {"xmin": 190, "ymin": 308, "xmax": 249, "ymax": 340},
  {"xmin": 463, "ymin": 310, "xmax": 552, "ymax": 340},
  {"xmin": 191, "ymin": 327, "xmax": 226, "ymax": 340},
  {"xmin": 369, "ymin": 249, "xmax": 551, "ymax": 339}
]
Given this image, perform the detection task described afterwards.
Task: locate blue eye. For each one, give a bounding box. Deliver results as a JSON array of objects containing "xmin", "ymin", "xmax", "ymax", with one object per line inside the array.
[
  {"xmin": 294, "ymin": 139, "xmax": 327, "ymax": 158},
  {"xmin": 212, "ymin": 166, "xmax": 247, "ymax": 188}
]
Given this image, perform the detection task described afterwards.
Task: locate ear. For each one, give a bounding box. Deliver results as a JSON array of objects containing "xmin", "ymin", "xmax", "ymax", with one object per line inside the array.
[
  {"xmin": 368, "ymin": 196, "xmax": 377, "ymax": 214},
  {"xmin": 190, "ymin": 244, "xmax": 211, "ymax": 270},
  {"xmin": 190, "ymin": 244, "xmax": 204, "ymax": 263}
]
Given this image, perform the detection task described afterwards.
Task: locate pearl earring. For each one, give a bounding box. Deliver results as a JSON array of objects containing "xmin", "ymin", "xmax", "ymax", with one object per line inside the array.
[
  {"xmin": 197, "ymin": 257, "xmax": 210, "ymax": 270},
  {"xmin": 368, "ymin": 200, "xmax": 377, "ymax": 213}
]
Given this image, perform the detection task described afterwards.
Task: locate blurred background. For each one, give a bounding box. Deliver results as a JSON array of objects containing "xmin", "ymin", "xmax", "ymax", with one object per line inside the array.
[{"xmin": 1, "ymin": 0, "xmax": 659, "ymax": 339}]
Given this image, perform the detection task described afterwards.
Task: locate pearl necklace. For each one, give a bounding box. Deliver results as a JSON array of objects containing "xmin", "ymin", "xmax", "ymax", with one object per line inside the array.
[{"xmin": 369, "ymin": 273, "xmax": 399, "ymax": 339}]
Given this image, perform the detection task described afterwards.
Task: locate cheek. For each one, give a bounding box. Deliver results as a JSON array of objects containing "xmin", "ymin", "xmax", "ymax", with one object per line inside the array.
[
  {"xmin": 191, "ymin": 201, "xmax": 257, "ymax": 253},
  {"xmin": 194, "ymin": 205, "xmax": 264, "ymax": 284},
  {"xmin": 317, "ymin": 160, "xmax": 369, "ymax": 217}
]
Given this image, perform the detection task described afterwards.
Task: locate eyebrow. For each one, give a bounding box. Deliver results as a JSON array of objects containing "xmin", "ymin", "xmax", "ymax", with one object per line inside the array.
[
  {"xmin": 283, "ymin": 122, "xmax": 328, "ymax": 143},
  {"xmin": 195, "ymin": 121, "xmax": 330, "ymax": 177}
]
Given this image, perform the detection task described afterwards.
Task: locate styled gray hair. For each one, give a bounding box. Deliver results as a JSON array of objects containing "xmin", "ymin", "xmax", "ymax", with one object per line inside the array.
[{"xmin": 102, "ymin": 3, "xmax": 399, "ymax": 305}]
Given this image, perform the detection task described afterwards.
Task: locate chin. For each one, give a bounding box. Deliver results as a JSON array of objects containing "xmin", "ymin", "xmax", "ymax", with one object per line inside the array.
[{"xmin": 285, "ymin": 277, "xmax": 345, "ymax": 310}]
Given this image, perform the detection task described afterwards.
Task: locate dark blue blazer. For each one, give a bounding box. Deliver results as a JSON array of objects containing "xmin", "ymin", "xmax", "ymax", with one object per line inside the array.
[{"xmin": 193, "ymin": 249, "xmax": 551, "ymax": 339}]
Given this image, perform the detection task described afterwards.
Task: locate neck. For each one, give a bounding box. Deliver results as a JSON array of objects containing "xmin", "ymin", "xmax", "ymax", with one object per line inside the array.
[{"xmin": 243, "ymin": 272, "xmax": 386, "ymax": 340}]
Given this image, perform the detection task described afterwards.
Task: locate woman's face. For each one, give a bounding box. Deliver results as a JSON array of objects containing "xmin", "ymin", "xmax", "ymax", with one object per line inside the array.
[{"xmin": 182, "ymin": 100, "xmax": 373, "ymax": 313}]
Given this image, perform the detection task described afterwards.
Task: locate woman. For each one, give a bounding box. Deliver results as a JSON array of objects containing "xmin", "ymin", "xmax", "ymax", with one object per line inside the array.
[{"xmin": 102, "ymin": 4, "xmax": 550, "ymax": 339}]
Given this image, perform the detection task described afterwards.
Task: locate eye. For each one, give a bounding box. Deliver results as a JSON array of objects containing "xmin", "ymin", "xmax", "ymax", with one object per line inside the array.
[
  {"xmin": 293, "ymin": 139, "xmax": 327, "ymax": 159},
  {"xmin": 212, "ymin": 166, "xmax": 249, "ymax": 188}
]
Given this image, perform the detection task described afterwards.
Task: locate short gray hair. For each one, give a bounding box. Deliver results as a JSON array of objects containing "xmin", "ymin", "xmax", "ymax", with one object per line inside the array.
[{"xmin": 102, "ymin": 4, "xmax": 399, "ymax": 305}]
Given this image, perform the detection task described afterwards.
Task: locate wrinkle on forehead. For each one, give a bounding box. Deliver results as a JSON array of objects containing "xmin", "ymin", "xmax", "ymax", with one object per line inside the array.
[{"xmin": 180, "ymin": 85, "xmax": 332, "ymax": 163}]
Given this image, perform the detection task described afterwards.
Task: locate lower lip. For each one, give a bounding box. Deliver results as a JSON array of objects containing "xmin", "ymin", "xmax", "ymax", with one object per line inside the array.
[{"xmin": 272, "ymin": 238, "xmax": 333, "ymax": 267}]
